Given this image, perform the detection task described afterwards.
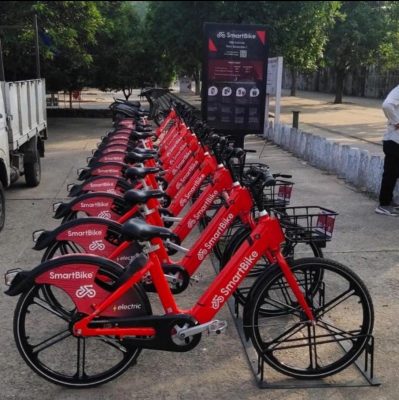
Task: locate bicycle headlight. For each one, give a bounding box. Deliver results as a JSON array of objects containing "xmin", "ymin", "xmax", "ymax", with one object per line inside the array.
[
  {"xmin": 32, "ymin": 229, "xmax": 45, "ymax": 243},
  {"xmin": 53, "ymin": 202, "xmax": 62, "ymax": 213},
  {"xmin": 4, "ymin": 268, "xmax": 22, "ymax": 286}
]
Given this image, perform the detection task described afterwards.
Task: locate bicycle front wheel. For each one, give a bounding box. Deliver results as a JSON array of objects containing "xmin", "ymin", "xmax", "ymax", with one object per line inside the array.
[
  {"xmin": 245, "ymin": 258, "xmax": 374, "ymax": 379},
  {"xmin": 220, "ymin": 226, "xmax": 323, "ymax": 307}
]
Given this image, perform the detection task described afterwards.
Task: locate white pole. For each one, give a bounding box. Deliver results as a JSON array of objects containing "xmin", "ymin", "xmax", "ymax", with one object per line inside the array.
[{"xmin": 274, "ymin": 56, "xmax": 283, "ymax": 126}]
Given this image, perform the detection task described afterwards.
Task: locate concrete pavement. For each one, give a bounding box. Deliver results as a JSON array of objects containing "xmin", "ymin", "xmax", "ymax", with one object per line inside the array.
[{"xmin": 0, "ymin": 117, "xmax": 398, "ymax": 399}]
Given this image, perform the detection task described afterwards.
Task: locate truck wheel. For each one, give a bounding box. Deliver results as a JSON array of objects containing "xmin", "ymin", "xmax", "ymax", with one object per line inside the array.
[
  {"xmin": 0, "ymin": 181, "xmax": 5, "ymax": 231},
  {"xmin": 24, "ymin": 156, "xmax": 41, "ymax": 187}
]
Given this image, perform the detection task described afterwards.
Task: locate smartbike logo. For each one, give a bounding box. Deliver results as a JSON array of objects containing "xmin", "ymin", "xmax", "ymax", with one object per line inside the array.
[
  {"xmin": 67, "ymin": 229, "xmax": 102, "ymax": 237},
  {"xmin": 172, "ymin": 151, "xmax": 191, "ymax": 175},
  {"xmin": 98, "ymin": 211, "xmax": 112, "ymax": 219},
  {"xmin": 89, "ymin": 182, "xmax": 114, "ymax": 188},
  {"xmin": 98, "ymin": 169, "xmax": 119, "ymax": 175},
  {"xmin": 179, "ymin": 174, "xmax": 205, "ymax": 207},
  {"xmin": 211, "ymin": 251, "xmax": 259, "ymax": 310},
  {"xmin": 80, "ymin": 201, "xmax": 109, "ymax": 208},
  {"xmin": 216, "ymin": 31, "xmax": 256, "ymax": 40},
  {"xmin": 176, "ymin": 162, "xmax": 198, "ymax": 190},
  {"xmin": 49, "ymin": 271, "xmax": 94, "ymax": 280},
  {"xmin": 187, "ymin": 190, "xmax": 219, "ymax": 229},
  {"xmin": 193, "ymin": 190, "xmax": 218, "ymax": 221},
  {"xmin": 89, "ymin": 240, "xmax": 106, "ymax": 251},
  {"xmin": 197, "ymin": 213, "xmax": 234, "ymax": 260},
  {"xmin": 76, "ymin": 285, "xmax": 96, "ymax": 298}
]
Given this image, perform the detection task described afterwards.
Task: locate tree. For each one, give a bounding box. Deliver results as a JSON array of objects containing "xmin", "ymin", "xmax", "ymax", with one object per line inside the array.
[
  {"xmin": 145, "ymin": 1, "xmax": 221, "ymax": 95},
  {"xmin": 0, "ymin": 1, "xmax": 103, "ymax": 107},
  {"xmin": 214, "ymin": 1, "xmax": 340, "ymax": 96},
  {"xmin": 326, "ymin": 1, "xmax": 388, "ymax": 103},
  {"xmin": 378, "ymin": 2, "xmax": 399, "ymax": 73},
  {"xmin": 91, "ymin": 2, "xmax": 142, "ymax": 99}
]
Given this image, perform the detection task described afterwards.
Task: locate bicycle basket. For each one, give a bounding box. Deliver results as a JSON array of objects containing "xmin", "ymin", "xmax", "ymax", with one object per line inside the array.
[
  {"xmin": 272, "ymin": 206, "xmax": 338, "ymax": 242},
  {"xmin": 261, "ymin": 179, "xmax": 294, "ymax": 208}
]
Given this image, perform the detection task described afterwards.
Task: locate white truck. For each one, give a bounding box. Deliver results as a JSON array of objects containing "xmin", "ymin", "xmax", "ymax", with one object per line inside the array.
[{"xmin": 0, "ymin": 79, "xmax": 47, "ymax": 231}]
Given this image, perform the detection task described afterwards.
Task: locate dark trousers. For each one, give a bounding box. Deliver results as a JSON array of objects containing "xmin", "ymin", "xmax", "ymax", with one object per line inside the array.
[{"xmin": 379, "ymin": 140, "xmax": 399, "ymax": 206}]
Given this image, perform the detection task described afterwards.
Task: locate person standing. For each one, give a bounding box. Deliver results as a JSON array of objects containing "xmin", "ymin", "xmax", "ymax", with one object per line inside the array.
[{"xmin": 376, "ymin": 84, "xmax": 399, "ymax": 216}]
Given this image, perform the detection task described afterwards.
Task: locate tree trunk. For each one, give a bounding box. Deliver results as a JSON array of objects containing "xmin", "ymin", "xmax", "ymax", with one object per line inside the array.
[
  {"xmin": 334, "ymin": 68, "xmax": 345, "ymax": 104},
  {"xmin": 290, "ymin": 68, "xmax": 297, "ymax": 96},
  {"xmin": 360, "ymin": 66, "xmax": 367, "ymax": 97},
  {"xmin": 123, "ymin": 88, "xmax": 132, "ymax": 100},
  {"xmin": 194, "ymin": 67, "xmax": 201, "ymax": 96},
  {"xmin": 69, "ymin": 90, "xmax": 72, "ymax": 109},
  {"xmin": 315, "ymin": 69, "xmax": 320, "ymax": 92}
]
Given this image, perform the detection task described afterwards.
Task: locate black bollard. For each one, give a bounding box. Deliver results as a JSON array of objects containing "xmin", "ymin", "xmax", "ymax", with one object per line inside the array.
[{"xmin": 292, "ymin": 110, "xmax": 300, "ymax": 129}]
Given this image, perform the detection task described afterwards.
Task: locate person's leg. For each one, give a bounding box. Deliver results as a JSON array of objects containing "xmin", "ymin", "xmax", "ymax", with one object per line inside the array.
[{"xmin": 379, "ymin": 141, "xmax": 399, "ymax": 206}]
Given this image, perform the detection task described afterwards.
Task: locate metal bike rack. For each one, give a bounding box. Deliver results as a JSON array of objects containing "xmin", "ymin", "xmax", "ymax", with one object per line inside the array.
[{"xmin": 210, "ymin": 254, "xmax": 381, "ymax": 390}]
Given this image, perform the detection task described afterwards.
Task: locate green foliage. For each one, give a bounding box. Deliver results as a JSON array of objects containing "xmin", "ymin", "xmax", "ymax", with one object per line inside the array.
[
  {"xmin": 0, "ymin": 0, "xmax": 397, "ymax": 102},
  {"xmin": 145, "ymin": 1, "xmax": 221, "ymax": 93},
  {"xmin": 325, "ymin": 1, "xmax": 389, "ymax": 102},
  {"xmin": 378, "ymin": 1, "xmax": 399, "ymax": 71},
  {"xmin": 0, "ymin": 1, "xmax": 103, "ymax": 91}
]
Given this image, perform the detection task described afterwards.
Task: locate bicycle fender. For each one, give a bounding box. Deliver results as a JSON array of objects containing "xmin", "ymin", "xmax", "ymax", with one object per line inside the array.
[
  {"xmin": 5, "ymin": 255, "xmax": 149, "ymax": 318},
  {"xmin": 4, "ymin": 254, "xmax": 123, "ymax": 297},
  {"xmin": 68, "ymin": 176, "xmax": 129, "ymax": 198},
  {"xmin": 54, "ymin": 192, "xmax": 126, "ymax": 220},
  {"xmin": 33, "ymin": 217, "xmax": 122, "ymax": 251}
]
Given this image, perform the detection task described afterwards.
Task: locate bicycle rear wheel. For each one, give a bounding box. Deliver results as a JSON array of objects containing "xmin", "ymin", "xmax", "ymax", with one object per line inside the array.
[
  {"xmin": 13, "ymin": 264, "xmax": 151, "ymax": 388},
  {"xmin": 245, "ymin": 258, "xmax": 374, "ymax": 379}
]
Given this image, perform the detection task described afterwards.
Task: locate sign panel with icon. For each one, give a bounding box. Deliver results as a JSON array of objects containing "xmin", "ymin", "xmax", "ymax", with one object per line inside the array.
[{"xmin": 202, "ymin": 23, "xmax": 268, "ymax": 139}]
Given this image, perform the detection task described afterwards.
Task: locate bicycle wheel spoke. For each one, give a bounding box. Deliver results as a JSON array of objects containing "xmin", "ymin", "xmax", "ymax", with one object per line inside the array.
[
  {"xmin": 317, "ymin": 319, "xmax": 362, "ymax": 339},
  {"xmin": 33, "ymin": 296, "xmax": 71, "ymax": 321},
  {"xmin": 273, "ymin": 277, "xmax": 295, "ymax": 305},
  {"xmin": 307, "ymin": 323, "xmax": 319, "ymax": 370},
  {"xmin": 76, "ymin": 338, "xmax": 86, "ymax": 379},
  {"xmin": 259, "ymin": 296, "xmax": 301, "ymax": 316},
  {"xmin": 31, "ymin": 329, "xmax": 72, "ymax": 355},
  {"xmin": 97, "ymin": 336, "xmax": 129, "ymax": 353},
  {"xmin": 262, "ymin": 322, "xmax": 307, "ymax": 351},
  {"xmin": 316, "ymin": 288, "xmax": 355, "ymax": 318}
]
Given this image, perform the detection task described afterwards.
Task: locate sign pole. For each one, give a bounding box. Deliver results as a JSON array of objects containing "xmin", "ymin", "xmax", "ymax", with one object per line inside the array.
[
  {"xmin": 274, "ymin": 57, "xmax": 283, "ymax": 126},
  {"xmin": 34, "ymin": 15, "xmax": 41, "ymax": 79}
]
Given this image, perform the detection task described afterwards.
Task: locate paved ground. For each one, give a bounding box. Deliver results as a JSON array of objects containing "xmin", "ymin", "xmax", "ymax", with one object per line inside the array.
[
  {"xmin": 0, "ymin": 117, "xmax": 398, "ymax": 399},
  {"xmin": 56, "ymin": 87, "xmax": 388, "ymax": 154}
]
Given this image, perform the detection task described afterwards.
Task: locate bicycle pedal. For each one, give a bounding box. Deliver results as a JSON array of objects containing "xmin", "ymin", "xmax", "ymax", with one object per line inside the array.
[
  {"xmin": 207, "ymin": 320, "xmax": 228, "ymax": 335},
  {"xmin": 190, "ymin": 273, "xmax": 202, "ymax": 284}
]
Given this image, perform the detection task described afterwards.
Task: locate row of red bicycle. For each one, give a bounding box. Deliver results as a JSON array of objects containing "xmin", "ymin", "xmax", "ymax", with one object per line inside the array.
[{"xmin": 4, "ymin": 96, "xmax": 374, "ymax": 388}]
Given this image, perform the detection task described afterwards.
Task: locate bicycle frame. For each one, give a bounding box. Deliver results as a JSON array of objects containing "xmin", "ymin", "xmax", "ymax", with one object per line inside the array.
[{"xmin": 73, "ymin": 213, "xmax": 314, "ymax": 338}]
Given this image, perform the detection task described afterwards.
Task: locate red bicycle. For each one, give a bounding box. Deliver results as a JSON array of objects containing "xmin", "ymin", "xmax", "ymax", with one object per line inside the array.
[{"xmin": 5, "ymin": 209, "xmax": 374, "ymax": 387}]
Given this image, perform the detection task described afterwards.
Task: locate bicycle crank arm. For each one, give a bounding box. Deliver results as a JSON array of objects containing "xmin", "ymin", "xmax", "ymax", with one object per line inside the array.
[
  {"xmin": 162, "ymin": 216, "xmax": 182, "ymax": 222},
  {"xmin": 165, "ymin": 240, "xmax": 189, "ymax": 253},
  {"xmin": 178, "ymin": 320, "xmax": 228, "ymax": 339}
]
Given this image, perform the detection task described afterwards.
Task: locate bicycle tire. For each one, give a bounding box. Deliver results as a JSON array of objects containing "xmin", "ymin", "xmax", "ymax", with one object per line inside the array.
[
  {"xmin": 244, "ymin": 257, "xmax": 374, "ymax": 379},
  {"xmin": 220, "ymin": 226, "xmax": 323, "ymax": 306},
  {"xmin": 13, "ymin": 261, "xmax": 151, "ymax": 388}
]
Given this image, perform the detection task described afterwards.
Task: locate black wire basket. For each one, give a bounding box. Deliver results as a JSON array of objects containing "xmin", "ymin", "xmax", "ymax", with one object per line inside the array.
[
  {"xmin": 261, "ymin": 179, "xmax": 294, "ymax": 208},
  {"xmin": 232, "ymin": 163, "xmax": 294, "ymax": 209},
  {"xmin": 272, "ymin": 206, "xmax": 338, "ymax": 242}
]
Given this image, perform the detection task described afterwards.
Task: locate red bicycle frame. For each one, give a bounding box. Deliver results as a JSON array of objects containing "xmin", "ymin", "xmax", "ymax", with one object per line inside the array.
[{"xmin": 73, "ymin": 212, "xmax": 314, "ymax": 338}]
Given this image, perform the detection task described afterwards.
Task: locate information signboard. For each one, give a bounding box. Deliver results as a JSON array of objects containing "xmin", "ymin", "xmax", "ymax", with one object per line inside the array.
[{"xmin": 202, "ymin": 23, "xmax": 268, "ymax": 139}]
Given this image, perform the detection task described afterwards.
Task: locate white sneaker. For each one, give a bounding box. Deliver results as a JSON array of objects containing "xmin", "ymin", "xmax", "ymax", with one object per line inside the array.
[{"xmin": 375, "ymin": 205, "xmax": 399, "ymax": 216}]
